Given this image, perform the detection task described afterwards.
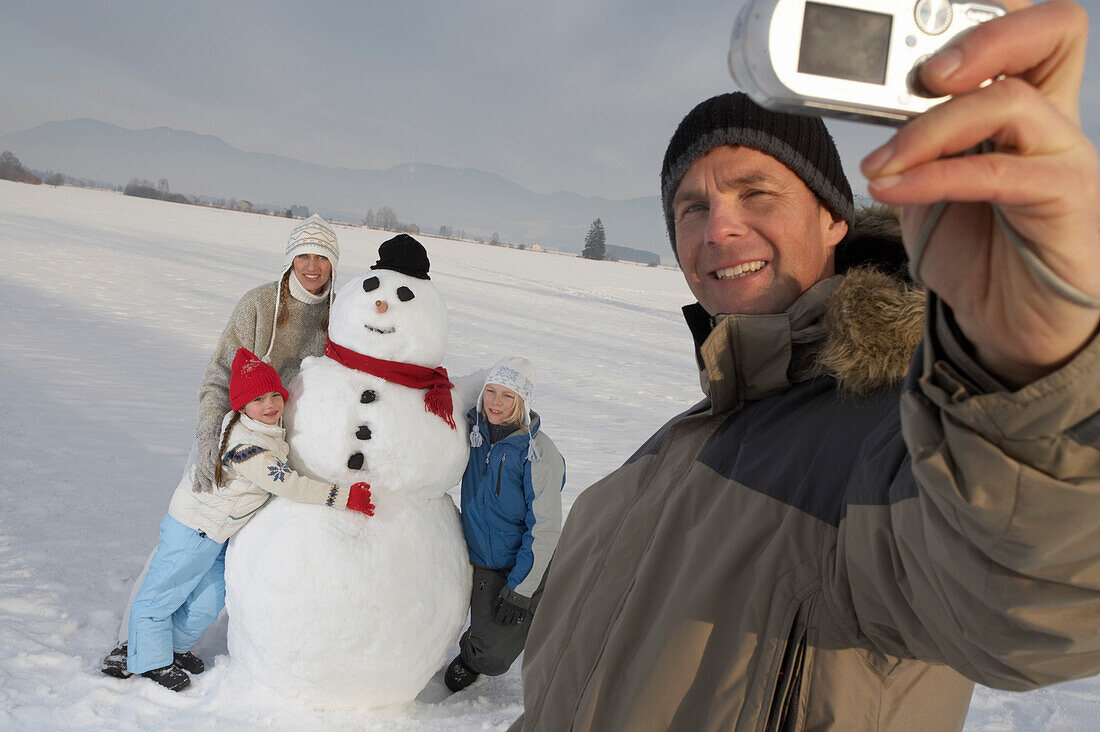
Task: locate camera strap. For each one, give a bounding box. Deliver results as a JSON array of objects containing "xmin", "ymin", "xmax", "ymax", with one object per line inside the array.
[{"xmin": 908, "ymin": 141, "xmax": 1100, "ymax": 309}]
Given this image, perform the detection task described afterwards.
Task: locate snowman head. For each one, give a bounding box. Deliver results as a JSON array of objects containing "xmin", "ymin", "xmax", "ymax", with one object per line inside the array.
[{"xmin": 327, "ymin": 236, "xmax": 448, "ymax": 366}]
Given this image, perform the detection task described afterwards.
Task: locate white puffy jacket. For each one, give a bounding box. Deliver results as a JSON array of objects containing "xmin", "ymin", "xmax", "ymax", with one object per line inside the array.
[{"xmin": 169, "ymin": 412, "xmax": 350, "ymax": 543}]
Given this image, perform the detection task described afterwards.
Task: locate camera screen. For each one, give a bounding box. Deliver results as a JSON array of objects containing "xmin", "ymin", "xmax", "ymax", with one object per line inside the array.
[{"xmin": 798, "ymin": 2, "xmax": 891, "ymax": 85}]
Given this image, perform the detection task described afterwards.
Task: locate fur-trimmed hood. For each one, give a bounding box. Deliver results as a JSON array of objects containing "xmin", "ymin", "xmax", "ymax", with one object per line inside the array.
[
  {"xmin": 685, "ymin": 204, "xmax": 925, "ymax": 403},
  {"xmin": 822, "ymin": 203, "xmax": 924, "ymax": 394},
  {"xmin": 817, "ymin": 267, "xmax": 924, "ymax": 394}
]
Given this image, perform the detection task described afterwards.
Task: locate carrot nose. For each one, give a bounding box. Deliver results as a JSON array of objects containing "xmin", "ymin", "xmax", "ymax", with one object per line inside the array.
[{"xmin": 375, "ymin": 300, "xmax": 388, "ymax": 314}]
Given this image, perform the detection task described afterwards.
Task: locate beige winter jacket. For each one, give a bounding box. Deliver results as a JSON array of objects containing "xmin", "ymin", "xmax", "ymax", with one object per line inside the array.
[
  {"xmin": 514, "ymin": 267, "xmax": 1100, "ymax": 731},
  {"xmin": 169, "ymin": 412, "xmax": 350, "ymax": 543}
]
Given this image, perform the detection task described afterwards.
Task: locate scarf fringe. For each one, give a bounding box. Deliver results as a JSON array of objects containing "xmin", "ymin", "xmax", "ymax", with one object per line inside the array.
[{"xmin": 426, "ymin": 385, "xmax": 457, "ymax": 429}]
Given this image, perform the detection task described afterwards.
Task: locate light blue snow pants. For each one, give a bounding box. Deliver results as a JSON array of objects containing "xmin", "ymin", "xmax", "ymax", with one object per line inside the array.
[{"xmin": 127, "ymin": 514, "xmax": 227, "ymax": 674}]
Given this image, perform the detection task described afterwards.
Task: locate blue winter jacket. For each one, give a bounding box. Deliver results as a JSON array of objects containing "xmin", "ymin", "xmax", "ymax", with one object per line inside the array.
[{"xmin": 460, "ymin": 406, "xmax": 566, "ymax": 596}]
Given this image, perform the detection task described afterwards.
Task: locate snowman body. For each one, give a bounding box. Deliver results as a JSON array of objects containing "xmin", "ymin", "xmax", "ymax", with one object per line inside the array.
[{"xmin": 225, "ymin": 259, "xmax": 472, "ymax": 709}]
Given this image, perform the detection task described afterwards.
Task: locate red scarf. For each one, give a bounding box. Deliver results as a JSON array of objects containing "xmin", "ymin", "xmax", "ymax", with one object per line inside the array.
[{"xmin": 324, "ymin": 339, "xmax": 456, "ymax": 429}]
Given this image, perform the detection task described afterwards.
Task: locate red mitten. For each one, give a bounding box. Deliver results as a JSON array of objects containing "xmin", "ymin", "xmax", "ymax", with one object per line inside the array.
[{"xmin": 347, "ymin": 482, "xmax": 375, "ymax": 516}]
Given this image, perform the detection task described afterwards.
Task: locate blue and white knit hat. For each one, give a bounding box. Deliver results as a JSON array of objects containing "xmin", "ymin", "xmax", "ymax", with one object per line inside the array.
[{"xmin": 469, "ymin": 356, "xmax": 540, "ymax": 461}]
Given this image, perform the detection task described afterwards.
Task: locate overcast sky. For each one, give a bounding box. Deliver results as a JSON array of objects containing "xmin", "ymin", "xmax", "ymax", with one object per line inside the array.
[{"xmin": 3, "ymin": 1, "xmax": 1098, "ymax": 202}]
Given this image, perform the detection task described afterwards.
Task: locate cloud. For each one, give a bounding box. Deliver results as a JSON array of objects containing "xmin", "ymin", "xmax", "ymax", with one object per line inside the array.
[{"xmin": 2, "ymin": 0, "xmax": 1098, "ymax": 201}]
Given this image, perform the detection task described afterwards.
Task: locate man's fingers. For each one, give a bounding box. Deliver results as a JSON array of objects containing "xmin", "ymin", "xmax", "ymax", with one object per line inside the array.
[
  {"xmin": 867, "ymin": 151, "xmax": 1080, "ymax": 215},
  {"xmin": 917, "ymin": 0, "xmax": 1087, "ymax": 119},
  {"xmin": 863, "ymin": 77, "xmax": 1083, "ymax": 188}
]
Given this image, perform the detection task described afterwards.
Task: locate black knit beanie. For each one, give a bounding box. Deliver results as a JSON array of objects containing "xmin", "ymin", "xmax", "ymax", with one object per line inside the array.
[
  {"xmin": 371, "ymin": 234, "xmax": 431, "ymax": 280},
  {"xmin": 660, "ymin": 92, "xmax": 854, "ymax": 259}
]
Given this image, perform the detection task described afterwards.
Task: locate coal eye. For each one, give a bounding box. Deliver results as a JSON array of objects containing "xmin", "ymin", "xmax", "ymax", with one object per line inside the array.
[
  {"xmin": 397, "ymin": 286, "xmax": 415, "ymax": 302},
  {"xmin": 362, "ymin": 276, "xmax": 380, "ymax": 292}
]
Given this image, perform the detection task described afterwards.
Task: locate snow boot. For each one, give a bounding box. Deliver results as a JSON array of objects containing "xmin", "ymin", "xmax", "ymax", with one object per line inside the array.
[
  {"xmin": 174, "ymin": 651, "xmax": 205, "ymax": 675},
  {"xmin": 444, "ymin": 655, "xmax": 480, "ymax": 692},
  {"xmin": 141, "ymin": 663, "xmax": 191, "ymax": 692},
  {"xmin": 100, "ymin": 643, "xmax": 132, "ymax": 679}
]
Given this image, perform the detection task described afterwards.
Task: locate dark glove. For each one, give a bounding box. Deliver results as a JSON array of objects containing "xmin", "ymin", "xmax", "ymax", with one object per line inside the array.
[
  {"xmin": 347, "ymin": 482, "xmax": 375, "ymax": 516},
  {"xmin": 492, "ymin": 587, "xmax": 533, "ymax": 625}
]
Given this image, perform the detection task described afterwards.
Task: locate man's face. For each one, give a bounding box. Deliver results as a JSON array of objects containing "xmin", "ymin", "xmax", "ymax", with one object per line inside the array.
[{"xmin": 671, "ymin": 145, "xmax": 848, "ymax": 316}]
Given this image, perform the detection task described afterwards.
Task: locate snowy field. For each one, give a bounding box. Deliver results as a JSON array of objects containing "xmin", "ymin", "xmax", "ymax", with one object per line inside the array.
[{"xmin": 2, "ymin": 180, "xmax": 1099, "ymax": 730}]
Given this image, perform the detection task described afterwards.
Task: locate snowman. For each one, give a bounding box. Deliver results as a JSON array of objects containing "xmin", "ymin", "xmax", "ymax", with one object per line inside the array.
[{"xmin": 224, "ymin": 234, "xmax": 472, "ymax": 709}]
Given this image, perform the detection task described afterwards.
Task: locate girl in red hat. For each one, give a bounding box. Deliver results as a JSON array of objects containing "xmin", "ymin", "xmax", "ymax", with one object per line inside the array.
[{"xmin": 116, "ymin": 348, "xmax": 375, "ymax": 691}]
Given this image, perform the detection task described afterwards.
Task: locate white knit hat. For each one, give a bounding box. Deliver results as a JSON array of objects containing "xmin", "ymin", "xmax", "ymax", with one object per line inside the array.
[
  {"xmin": 470, "ymin": 356, "xmax": 540, "ymax": 460},
  {"xmin": 284, "ymin": 214, "xmax": 340, "ymax": 271},
  {"xmin": 263, "ymin": 214, "xmax": 340, "ymax": 361}
]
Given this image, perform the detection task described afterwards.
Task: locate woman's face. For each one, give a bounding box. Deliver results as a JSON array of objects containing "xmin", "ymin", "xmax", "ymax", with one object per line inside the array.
[
  {"xmin": 242, "ymin": 391, "xmax": 285, "ymax": 425},
  {"xmin": 482, "ymin": 384, "xmax": 518, "ymax": 426},
  {"xmin": 292, "ymin": 254, "xmax": 332, "ymax": 295}
]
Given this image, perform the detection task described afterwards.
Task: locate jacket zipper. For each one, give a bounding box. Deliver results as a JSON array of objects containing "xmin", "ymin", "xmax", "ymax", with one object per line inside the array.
[
  {"xmin": 495, "ymin": 454, "xmax": 506, "ymax": 496},
  {"xmin": 765, "ymin": 607, "xmax": 809, "ymax": 732}
]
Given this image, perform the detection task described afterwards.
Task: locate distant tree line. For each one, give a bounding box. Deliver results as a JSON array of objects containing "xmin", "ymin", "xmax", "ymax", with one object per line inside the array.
[
  {"xmin": 1, "ymin": 149, "xmax": 315, "ymax": 221},
  {"xmin": 437, "ymin": 225, "xmax": 471, "ymax": 240},
  {"xmin": 0, "ymin": 151, "xmax": 42, "ymax": 184},
  {"xmin": 117, "ymin": 177, "xmax": 314, "ymax": 220},
  {"xmin": 363, "ymin": 206, "xmax": 420, "ymax": 234},
  {"xmin": 5, "ymin": 149, "xmax": 659, "ymax": 262},
  {"xmin": 124, "ymin": 177, "xmax": 190, "ymax": 204}
]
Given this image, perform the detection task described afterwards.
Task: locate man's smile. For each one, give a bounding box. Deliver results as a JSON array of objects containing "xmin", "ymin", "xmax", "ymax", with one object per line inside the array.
[{"xmin": 714, "ymin": 261, "xmax": 766, "ymax": 280}]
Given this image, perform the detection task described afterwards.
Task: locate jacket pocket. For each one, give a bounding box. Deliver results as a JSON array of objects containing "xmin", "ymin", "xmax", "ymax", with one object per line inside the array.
[
  {"xmin": 764, "ymin": 595, "xmax": 816, "ymax": 732},
  {"xmin": 229, "ymin": 493, "xmax": 274, "ymax": 521}
]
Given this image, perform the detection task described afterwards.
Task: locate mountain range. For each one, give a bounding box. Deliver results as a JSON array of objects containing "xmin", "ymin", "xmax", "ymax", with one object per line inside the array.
[{"xmin": 0, "ymin": 119, "xmax": 668, "ymax": 260}]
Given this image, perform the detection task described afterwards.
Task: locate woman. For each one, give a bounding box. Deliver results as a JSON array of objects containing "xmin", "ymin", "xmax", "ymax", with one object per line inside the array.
[
  {"xmin": 445, "ymin": 356, "xmax": 566, "ymax": 693},
  {"xmin": 101, "ymin": 214, "xmax": 340, "ymax": 678},
  {"xmin": 190, "ymin": 214, "xmax": 339, "ymax": 492}
]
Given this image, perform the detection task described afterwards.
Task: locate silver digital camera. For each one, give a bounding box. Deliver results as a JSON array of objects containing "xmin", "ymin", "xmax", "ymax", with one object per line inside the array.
[{"xmin": 729, "ymin": 0, "xmax": 1005, "ymax": 125}]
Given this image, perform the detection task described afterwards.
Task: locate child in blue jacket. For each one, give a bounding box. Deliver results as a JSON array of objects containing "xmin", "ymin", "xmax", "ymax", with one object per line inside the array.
[{"xmin": 445, "ymin": 356, "xmax": 565, "ymax": 692}]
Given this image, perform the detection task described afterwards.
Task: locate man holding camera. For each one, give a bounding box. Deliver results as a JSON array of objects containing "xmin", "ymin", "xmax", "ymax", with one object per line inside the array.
[{"xmin": 513, "ymin": 1, "xmax": 1100, "ymax": 729}]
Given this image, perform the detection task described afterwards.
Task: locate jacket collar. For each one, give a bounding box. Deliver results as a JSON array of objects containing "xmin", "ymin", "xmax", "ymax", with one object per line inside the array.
[
  {"xmin": 238, "ymin": 413, "xmax": 284, "ymax": 436},
  {"xmin": 684, "ymin": 264, "xmax": 926, "ymax": 414},
  {"xmin": 684, "ymin": 276, "xmax": 841, "ymax": 414},
  {"xmin": 221, "ymin": 410, "xmax": 286, "ymax": 438},
  {"xmin": 467, "ymin": 405, "xmax": 542, "ymax": 443}
]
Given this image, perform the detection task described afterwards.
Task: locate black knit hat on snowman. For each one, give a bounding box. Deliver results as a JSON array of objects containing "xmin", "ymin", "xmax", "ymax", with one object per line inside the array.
[
  {"xmin": 469, "ymin": 356, "xmax": 541, "ymax": 461},
  {"xmin": 660, "ymin": 92, "xmax": 854, "ymax": 261},
  {"xmin": 372, "ymin": 234, "xmax": 431, "ymax": 280}
]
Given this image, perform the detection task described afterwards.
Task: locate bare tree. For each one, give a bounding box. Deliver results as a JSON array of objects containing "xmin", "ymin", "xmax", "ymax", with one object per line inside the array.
[{"xmin": 376, "ymin": 206, "xmax": 399, "ymax": 230}]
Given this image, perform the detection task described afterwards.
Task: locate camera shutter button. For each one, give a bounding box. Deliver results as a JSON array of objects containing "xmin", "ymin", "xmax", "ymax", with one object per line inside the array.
[{"xmin": 908, "ymin": 55, "xmax": 941, "ymax": 99}]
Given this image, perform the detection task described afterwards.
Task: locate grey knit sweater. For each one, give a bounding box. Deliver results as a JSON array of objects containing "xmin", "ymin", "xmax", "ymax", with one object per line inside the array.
[{"xmin": 195, "ymin": 278, "xmax": 329, "ymax": 439}]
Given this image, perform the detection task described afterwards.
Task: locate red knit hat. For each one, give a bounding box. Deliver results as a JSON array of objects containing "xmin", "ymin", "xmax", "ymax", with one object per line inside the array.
[{"xmin": 229, "ymin": 348, "xmax": 289, "ymax": 411}]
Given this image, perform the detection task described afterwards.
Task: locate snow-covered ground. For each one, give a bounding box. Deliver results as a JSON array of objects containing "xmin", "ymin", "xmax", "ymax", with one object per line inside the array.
[{"xmin": 2, "ymin": 180, "xmax": 1098, "ymax": 730}]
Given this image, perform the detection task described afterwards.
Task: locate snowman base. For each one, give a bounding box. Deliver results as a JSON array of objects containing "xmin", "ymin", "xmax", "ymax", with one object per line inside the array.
[{"xmin": 225, "ymin": 493, "xmax": 471, "ymax": 709}]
